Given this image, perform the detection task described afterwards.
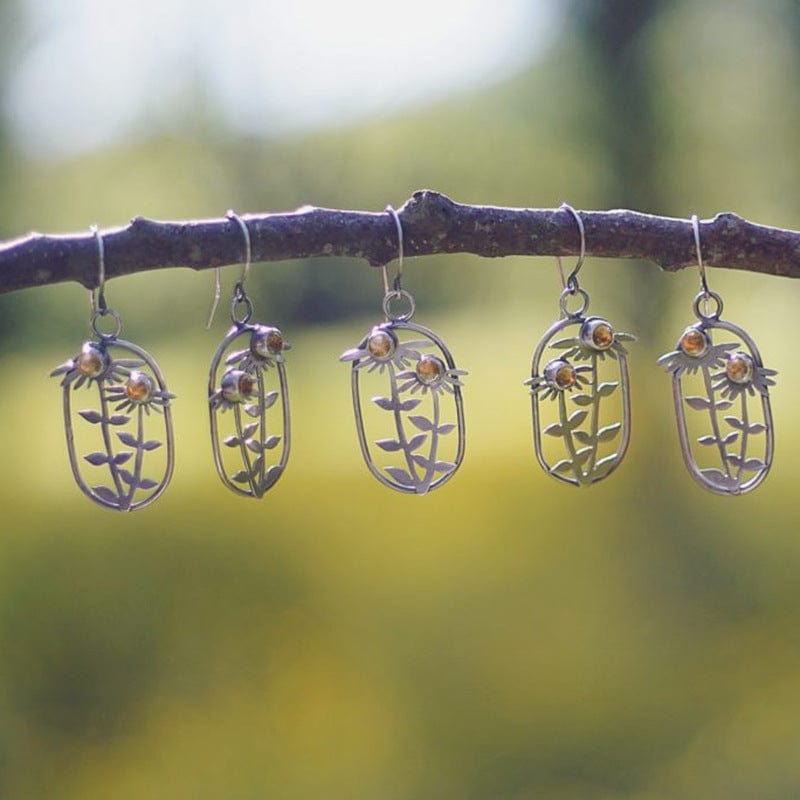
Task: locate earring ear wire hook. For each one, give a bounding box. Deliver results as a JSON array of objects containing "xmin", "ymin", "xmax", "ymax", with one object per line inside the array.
[
  {"xmin": 90, "ymin": 224, "xmax": 107, "ymax": 314},
  {"xmin": 382, "ymin": 205, "xmax": 404, "ymax": 295},
  {"xmin": 691, "ymin": 214, "xmax": 711, "ymax": 296},
  {"xmin": 559, "ymin": 202, "xmax": 586, "ymax": 291},
  {"xmin": 206, "ymin": 210, "xmax": 253, "ymax": 329}
]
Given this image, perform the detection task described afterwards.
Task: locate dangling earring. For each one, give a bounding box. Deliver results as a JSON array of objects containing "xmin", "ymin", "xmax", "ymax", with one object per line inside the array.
[
  {"xmin": 657, "ymin": 215, "xmax": 776, "ymax": 495},
  {"xmin": 525, "ymin": 203, "xmax": 635, "ymax": 486},
  {"xmin": 51, "ymin": 226, "xmax": 176, "ymax": 510},
  {"xmin": 207, "ymin": 211, "xmax": 291, "ymax": 498},
  {"xmin": 340, "ymin": 205, "xmax": 467, "ymax": 494}
]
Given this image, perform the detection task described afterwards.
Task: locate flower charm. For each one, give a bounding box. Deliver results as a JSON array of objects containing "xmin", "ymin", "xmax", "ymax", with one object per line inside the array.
[
  {"xmin": 525, "ymin": 358, "xmax": 592, "ymax": 402},
  {"xmin": 50, "ymin": 342, "xmax": 141, "ymax": 389},
  {"xmin": 711, "ymin": 352, "xmax": 777, "ymax": 401},
  {"xmin": 656, "ymin": 325, "xmax": 739, "ymax": 377},
  {"xmin": 396, "ymin": 354, "xmax": 467, "ymax": 396},
  {"xmin": 105, "ymin": 370, "xmax": 174, "ymax": 415},
  {"xmin": 224, "ymin": 325, "xmax": 291, "ymax": 374},
  {"xmin": 209, "ymin": 369, "xmax": 259, "ymax": 412},
  {"xmin": 340, "ymin": 326, "xmax": 428, "ymax": 374},
  {"xmin": 549, "ymin": 317, "xmax": 635, "ymax": 362}
]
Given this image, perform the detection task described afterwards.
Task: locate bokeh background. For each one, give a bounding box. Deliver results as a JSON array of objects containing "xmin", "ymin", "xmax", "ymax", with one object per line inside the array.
[{"xmin": 1, "ymin": 1, "xmax": 800, "ymax": 797}]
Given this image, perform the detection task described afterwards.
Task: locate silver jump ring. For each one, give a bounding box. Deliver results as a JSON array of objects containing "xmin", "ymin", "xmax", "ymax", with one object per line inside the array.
[
  {"xmin": 692, "ymin": 289, "xmax": 723, "ymax": 322},
  {"xmin": 559, "ymin": 285, "xmax": 590, "ymax": 318},
  {"xmin": 90, "ymin": 307, "xmax": 122, "ymax": 340},
  {"xmin": 382, "ymin": 289, "xmax": 416, "ymax": 322},
  {"xmin": 230, "ymin": 283, "xmax": 253, "ymax": 325}
]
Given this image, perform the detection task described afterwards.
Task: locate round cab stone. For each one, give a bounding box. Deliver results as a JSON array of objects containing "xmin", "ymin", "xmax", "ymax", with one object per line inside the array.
[
  {"xmin": 125, "ymin": 371, "xmax": 154, "ymax": 403},
  {"xmin": 580, "ymin": 318, "xmax": 615, "ymax": 351},
  {"xmin": 76, "ymin": 343, "xmax": 108, "ymax": 377},
  {"xmin": 726, "ymin": 352, "xmax": 754, "ymax": 384},
  {"xmin": 544, "ymin": 358, "xmax": 577, "ymax": 390},
  {"xmin": 367, "ymin": 330, "xmax": 397, "ymax": 360},
  {"xmin": 221, "ymin": 370, "xmax": 255, "ymax": 402},
  {"xmin": 251, "ymin": 326, "xmax": 284, "ymax": 359},
  {"xmin": 679, "ymin": 327, "xmax": 709, "ymax": 358},
  {"xmin": 415, "ymin": 354, "xmax": 445, "ymax": 385}
]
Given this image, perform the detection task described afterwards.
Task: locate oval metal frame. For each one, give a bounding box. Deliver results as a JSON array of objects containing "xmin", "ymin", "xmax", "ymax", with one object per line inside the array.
[
  {"xmin": 530, "ymin": 315, "xmax": 632, "ymax": 487},
  {"xmin": 208, "ymin": 322, "xmax": 291, "ymax": 498},
  {"xmin": 61, "ymin": 338, "xmax": 175, "ymax": 512},
  {"xmin": 671, "ymin": 318, "xmax": 774, "ymax": 496},
  {"xmin": 349, "ymin": 320, "xmax": 466, "ymax": 495}
]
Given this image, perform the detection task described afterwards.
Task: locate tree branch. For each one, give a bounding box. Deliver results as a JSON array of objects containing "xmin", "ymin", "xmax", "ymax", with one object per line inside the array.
[{"xmin": 1, "ymin": 190, "xmax": 798, "ymax": 296}]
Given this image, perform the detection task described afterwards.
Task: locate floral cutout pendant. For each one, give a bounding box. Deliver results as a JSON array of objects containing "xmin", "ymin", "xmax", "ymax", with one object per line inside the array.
[
  {"xmin": 657, "ymin": 292, "xmax": 776, "ymax": 495},
  {"xmin": 51, "ymin": 328, "xmax": 175, "ymax": 511},
  {"xmin": 526, "ymin": 291, "xmax": 635, "ymax": 487},
  {"xmin": 340, "ymin": 293, "xmax": 466, "ymax": 494},
  {"xmin": 209, "ymin": 321, "xmax": 291, "ymax": 498}
]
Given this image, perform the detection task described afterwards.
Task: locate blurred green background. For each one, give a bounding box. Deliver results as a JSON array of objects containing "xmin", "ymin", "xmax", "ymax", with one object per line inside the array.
[{"xmin": 1, "ymin": 1, "xmax": 800, "ymax": 797}]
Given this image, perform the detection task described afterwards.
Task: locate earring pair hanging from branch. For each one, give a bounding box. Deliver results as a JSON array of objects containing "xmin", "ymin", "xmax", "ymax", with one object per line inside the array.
[
  {"xmin": 340, "ymin": 205, "xmax": 467, "ymax": 494},
  {"xmin": 525, "ymin": 203, "xmax": 636, "ymax": 486},
  {"xmin": 51, "ymin": 226, "xmax": 176, "ymax": 511},
  {"xmin": 207, "ymin": 211, "xmax": 291, "ymax": 498},
  {"xmin": 658, "ymin": 215, "xmax": 776, "ymax": 495}
]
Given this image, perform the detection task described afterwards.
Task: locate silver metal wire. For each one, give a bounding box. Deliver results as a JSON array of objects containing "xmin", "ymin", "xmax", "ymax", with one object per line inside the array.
[
  {"xmin": 691, "ymin": 214, "xmax": 711, "ymax": 296},
  {"xmin": 206, "ymin": 210, "xmax": 253, "ymax": 328},
  {"xmin": 560, "ymin": 202, "xmax": 586, "ymax": 290}
]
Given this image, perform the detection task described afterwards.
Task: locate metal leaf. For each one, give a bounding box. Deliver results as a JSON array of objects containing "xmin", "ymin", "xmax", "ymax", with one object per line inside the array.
[
  {"xmin": 720, "ymin": 431, "xmax": 739, "ymax": 445},
  {"xmin": 264, "ymin": 435, "xmax": 281, "ymax": 450},
  {"xmin": 697, "ymin": 435, "xmax": 718, "ymax": 446},
  {"xmin": 436, "ymin": 423, "xmax": 456, "ymax": 435},
  {"xmin": 723, "ymin": 416, "xmax": 744, "ymax": 430},
  {"xmin": 593, "ymin": 454, "xmax": 619, "ymax": 472},
  {"xmin": 372, "ymin": 396, "xmax": 396, "ymax": 411},
  {"xmin": 118, "ymin": 469, "xmax": 137, "ymax": 486},
  {"xmin": 411, "ymin": 454, "xmax": 430, "ymax": 468},
  {"xmin": 223, "ymin": 435, "xmax": 241, "ymax": 448},
  {"xmin": 573, "ymin": 447, "xmax": 593, "ymax": 466},
  {"xmin": 245, "ymin": 404, "xmax": 261, "ymax": 417},
  {"xmin": 84, "ymin": 452, "xmax": 109, "ymax": 466},
  {"xmin": 117, "ymin": 432, "xmax": 139, "ymax": 447},
  {"xmin": 550, "ymin": 459, "xmax": 574, "ymax": 474},
  {"xmin": 434, "ymin": 461, "xmax": 455, "ymax": 474},
  {"xmin": 375, "ymin": 439, "xmax": 403, "ymax": 452},
  {"xmin": 407, "ymin": 433, "xmax": 428, "ymax": 452},
  {"xmin": 597, "ymin": 382, "xmax": 619, "ymax": 397},
  {"xmin": 571, "ymin": 394, "xmax": 593, "ymax": 407},
  {"xmin": 596, "ymin": 422, "xmax": 621, "ymax": 442},
  {"xmin": 743, "ymin": 458, "xmax": 766, "ymax": 471},
  {"xmin": 543, "ymin": 422, "xmax": 565, "ymax": 437},
  {"xmin": 114, "ymin": 452, "xmax": 133, "ymax": 465},
  {"xmin": 408, "ymin": 415, "xmax": 434, "ymax": 432},
  {"xmin": 92, "ymin": 486, "xmax": 120, "ymax": 504},
  {"xmin": 550, "ymin": 338, "xmax": 581, "ymax": 349},
  {"xmin": 726, "ymin": 453, "xmax": 743, "ymax": 467},
  {"xmin": 242, "ymin": 422, "xmax": 259, "ymax": 439},
  {"xmin": 715, "ymin": 401, "xmax": 733, "ymax": 410},
  {"xmin": 142, "ymin": 440, "xmax": 162, "ymax": 451},
  {"xmin": 567, "ymin": 410, "xmax": 588, "ymax": 430},
  {"xmin": 747, "ymin": 423, "xmax": 766, "ymax": 434},
  {"xmin": 231, "ymin": 470, "xmax": 250, "ymax": 483},
  {"xmin": 384, "ymin": 466, "xmax": 413, "ymax": 485},
  {"xmin": 573, "ymin": 430, "xmax": 593, "ymax": 445},
  {"xmin": 246, "ymin": 438, "xmax": 262, "ymax": 454},
  {"xmin": 262, "ymin": 391, "xmax": 279, "ymax": 410},
  {"xmin": 685, "ymin": 396, "xmax": 711, "ymax": 410},
  {"xmin": 138, "ymin": 478, "xmax": 159, "ymax": 490},
  {"xmin": 399, "ymin": 398, "xmax": 421, "ymax": 411},
  {"xmin": 78, "ymin": 409, "xmax": 103, "ymax": 424},
  {"xmin": 108, "ymin": 415, "xmax": 130, "ymax": 426}
]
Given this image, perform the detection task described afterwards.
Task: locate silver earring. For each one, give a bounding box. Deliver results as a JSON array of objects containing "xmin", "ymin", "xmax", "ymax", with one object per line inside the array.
[
  {"xmin": 51, "ymin": 226, "xmax": 176, "ymax": 510},
  {"xmin": 657, "ymin": 215, "xmax": 776, "ymax": 495},
  {"xmin": 525, "ymin": 203, "xmax": 635, "ymax": 486},
  {"xmin": 207, "ymin": 211, "xmax": 291, "ymax": 498},
  {"xmin": 340, "ymin": 205, "xmax": 467, "ymax": 494}
]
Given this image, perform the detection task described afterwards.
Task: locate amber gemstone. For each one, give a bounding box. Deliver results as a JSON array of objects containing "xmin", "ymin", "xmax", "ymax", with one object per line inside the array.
[
  {"xmin": 251, "ymin": 326, "xmax": 283, "ymax": 359},
  {"xmin": 555, "ymin": 364, "xmax": 577, "ymax": 389},
  {"xmin": 76, "ymin": 343, "xmax": 107, "ymax": 377},
  {"xmin": 580, "ymin": 318, "xmax": 615, "ymax": 351},
  {"xmin": 416, "ymin": 354, "xmax": 445, "ymax": 385},
  {"xmin": 726, "ymin": 352, "xmax": 754, "ymax": 384},
  {"xmin": 679, "ymin": 328, "xmax": 709, "ymax": 358},
  {"xmin": 543, "ymin": 358, "xmax": 576, "ymax": 391},
  {"xmin": 125, "ymin": 371, "xmax": 154, "ymax": 402},
  {"xmin": 367, "ymin": 330, "xmax": 396, "ymax": 360},
  {"xmin": 221, "ymin": 370, "xmax": 255, "ymax": 402}
]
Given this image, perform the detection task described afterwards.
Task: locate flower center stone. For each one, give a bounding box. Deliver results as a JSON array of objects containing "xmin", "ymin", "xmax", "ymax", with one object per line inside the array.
[
  {"xmin": 76, "ymin": 343, "xmax": 108, "ymax": 377},
  {"xmin": 415, "ymin": 355, "xmax": 445, "ymax": 385},
  {"xmin": 726, "ymin": 352, "xmax": 754, "ymax": 384},
  {"xmin": 679, "ymin": 328, "xmax": 709, "ymax": 358},
  {"xmin": 367, "ymin": 330, "xmax": 396, "ymax": 360},
  {"xmin": 125, "ymin": 371, "xmax": 154, "ymax": 402}
]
